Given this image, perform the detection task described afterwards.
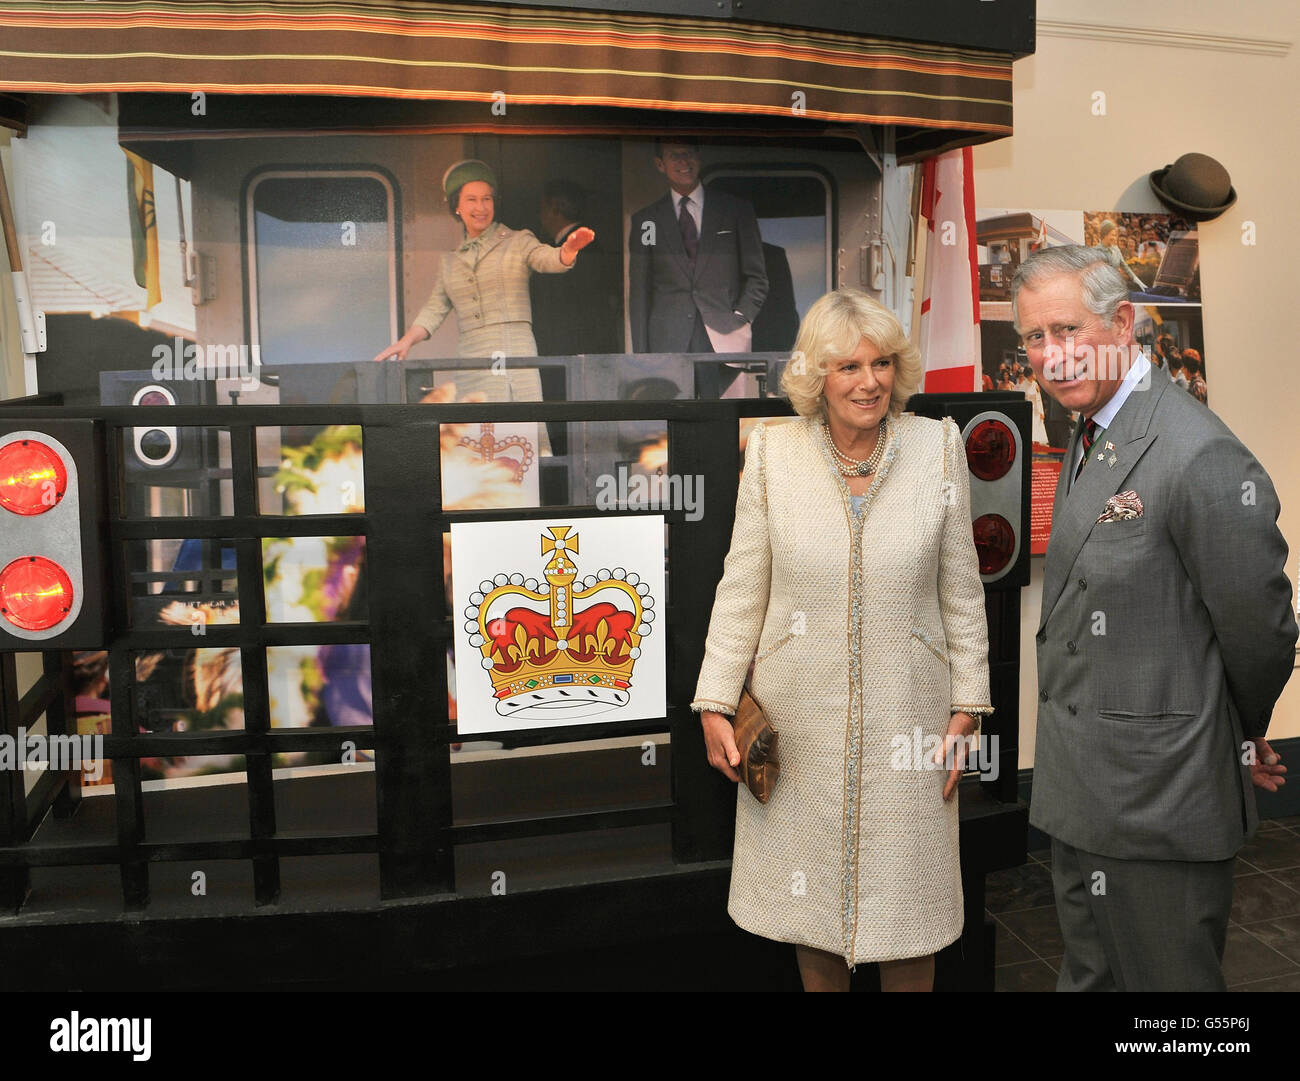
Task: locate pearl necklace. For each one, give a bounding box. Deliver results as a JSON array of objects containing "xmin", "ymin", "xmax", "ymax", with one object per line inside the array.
[{"xmin": 824, "ymin": 414, "xmax": 887, "ymax": 476}]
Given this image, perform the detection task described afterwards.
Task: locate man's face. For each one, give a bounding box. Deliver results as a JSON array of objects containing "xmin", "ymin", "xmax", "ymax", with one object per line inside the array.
[
  {"xmin": 655, "ymin": 143, "xmax": 701, "ymax": 194},
  {"xmin": 1016, "ymin": 273, "xmax": 1135, "ymax": 417}
]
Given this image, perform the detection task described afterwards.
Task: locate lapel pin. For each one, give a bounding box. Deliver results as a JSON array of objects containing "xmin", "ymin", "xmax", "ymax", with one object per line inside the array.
[
  {"xmin": 1105, "ymin": 441, "xmax": 1114, "ymax": 451},
  {"xmin": 1107, "ymin": 454, "xmax": 1118, "ymax": 467}
]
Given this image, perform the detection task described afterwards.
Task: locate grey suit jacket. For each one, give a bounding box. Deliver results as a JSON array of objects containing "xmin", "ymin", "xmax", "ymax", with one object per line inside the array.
[
  {"xmin": 1030, "ymin": 361, "xmax": 1297, "ymax": 861},
  {"xmin": 627, "ymin": 187, "xmax": 768, "ymax": 353}
]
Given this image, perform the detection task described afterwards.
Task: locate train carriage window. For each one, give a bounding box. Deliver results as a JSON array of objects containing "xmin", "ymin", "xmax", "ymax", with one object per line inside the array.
[
  {"xmin": 702, "ymin": 169, "xmax": 833, "ymax": 353},
  {"xmin": 247, "ymin": 172, "xmax": 399, "ymax": 366}
]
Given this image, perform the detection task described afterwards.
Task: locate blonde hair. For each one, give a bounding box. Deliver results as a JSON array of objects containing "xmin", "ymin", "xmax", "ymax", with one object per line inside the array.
[{"xmin": 780, "ymin": 288, "xmax": 923, "ymax": 418}]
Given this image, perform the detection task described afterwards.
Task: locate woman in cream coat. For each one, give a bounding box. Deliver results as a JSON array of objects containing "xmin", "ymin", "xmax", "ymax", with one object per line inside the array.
[{"xmin": 692, "ymin": 288, "xmax": 992, "ymax": 992}]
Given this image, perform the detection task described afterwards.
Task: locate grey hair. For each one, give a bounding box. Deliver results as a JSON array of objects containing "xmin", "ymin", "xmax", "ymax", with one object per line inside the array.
[{"xmin": 1010, "ymin": 244, "xmax": 1130, "ymax": 332}]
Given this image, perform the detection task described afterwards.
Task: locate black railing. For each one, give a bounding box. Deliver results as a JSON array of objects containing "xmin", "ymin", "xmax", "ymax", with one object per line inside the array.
[{"xmin": 0, "ymin": 396, "xmax": 800, "ymax": 913}]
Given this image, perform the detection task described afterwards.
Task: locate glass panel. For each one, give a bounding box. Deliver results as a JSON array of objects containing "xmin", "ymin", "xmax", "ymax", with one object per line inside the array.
[
  {"xmin": 257, "ymin": 425, "xmax": 365, "ymax": 516},
  {"xmin": 250, "ymin": 174, "xmax": 395, "ymax": 366},
  {"xmin": 267, "ymin": 643, "xmax": 373, "ymax": 732},
  {"xmin": 703, "ymin": 170, "xmax": 833, "ymax": 351},
  {"xmin": 132, "ymin": 647, "xmax": 246, "ymax": 784},
  {"xmin": 126, "ymin": 537, "xmax": 238, "ymax": 628},
  {"xmin": 262, "ymin": 536, "xmax": 366, "ymax": 624},
  {"xmin": 438, "ymin": 420, "xmax": 701, "ymax": 513},
  {"xmin": 116, "ymin": 426, "xmax": 232, "ymax": 518}
]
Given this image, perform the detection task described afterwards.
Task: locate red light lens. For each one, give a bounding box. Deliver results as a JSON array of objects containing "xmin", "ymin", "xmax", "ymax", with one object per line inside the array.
[
  {"xmin": 972, "ymin": 514, "xmax": 1016, "ymax": 576},
  {"xmin": 0, "ymin": 556, "xmax": 75, "ymax": 631},
  {"xmin": 966, "ymin": 419, "xmax": 1016, "ymax": 481},
  {"xmin": 0, "ymin": 440, "xmax": 67, "ymax": 516},
  {"xmin": 136, "ymin": 390, "xmax": 171, "ymax": 406}
]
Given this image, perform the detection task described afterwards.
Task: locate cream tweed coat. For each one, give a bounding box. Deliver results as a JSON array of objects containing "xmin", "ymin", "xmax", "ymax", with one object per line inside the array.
[
  {"xmin": 691, "ymin": 413, "xmax": 992, "ymax": 968},
  {"xmin": 411, "ymin": 221, "xmax": 571, "ymax": 361}
]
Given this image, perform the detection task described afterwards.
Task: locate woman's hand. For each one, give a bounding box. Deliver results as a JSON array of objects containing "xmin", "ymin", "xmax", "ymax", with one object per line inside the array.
[
  {"xmin": 701, "ymin": 710, "xmax": 741, "ymax": 783},
  {"xmin": 559, "ymin": 226, "xmax": 596, "ymax": 266},
  {"xmin": 372, "ymin": 327, "xmax": 427, "ymax": 362},
  {"xmin": 931, "ymin": 711, "xmax": 977, "ymax": 801}
]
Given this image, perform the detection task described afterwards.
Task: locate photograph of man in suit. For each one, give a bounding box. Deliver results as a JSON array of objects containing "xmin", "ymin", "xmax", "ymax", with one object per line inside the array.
[
  {"xmin": 1013, "ymin": 244, "xmax": 1297, "ymax": 992},
  {"xmin": 627, "ymin": 137, "xmax": 768, "ymax": 354}
]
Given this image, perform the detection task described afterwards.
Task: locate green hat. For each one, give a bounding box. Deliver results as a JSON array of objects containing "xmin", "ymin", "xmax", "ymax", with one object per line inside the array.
[{"xmin": 442, "ymin": 158, "xmax": 498, "ymax": 198}]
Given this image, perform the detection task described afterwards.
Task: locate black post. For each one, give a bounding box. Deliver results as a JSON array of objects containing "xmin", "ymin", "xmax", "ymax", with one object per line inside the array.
[
  {"xmin": 365, "ymin": 418, "xmax": 453, "ymax": 898},
  {"xmin": 108, "ymin": 646, "xmax": 148, "ymax": 910},
  {"xmin": 231, "ymin": 425, "xmax": 281, "ymax": 906},
  {"xmin": 0, "ymin": 654, "xmax": 30, "ymax": 912},
  {"xmin": 667, "ymin": 408, "xmax": 742, "ymax": 863},
  {"xmin": 46, "ymin": 651, "xmax": 81, "ymax": 819},
  {"xmin": 106, "ymin": 426, "xmax": 148, "ymax": 910}
]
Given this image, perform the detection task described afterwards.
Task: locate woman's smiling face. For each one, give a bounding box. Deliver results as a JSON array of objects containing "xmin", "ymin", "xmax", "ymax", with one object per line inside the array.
[
  {"xmin": 822, "ymin": 336, "xmax": 894, "ymax": 438},
  {"xmin": 456, "ymin": 181, "xmax": 495, "ymax": 237}
]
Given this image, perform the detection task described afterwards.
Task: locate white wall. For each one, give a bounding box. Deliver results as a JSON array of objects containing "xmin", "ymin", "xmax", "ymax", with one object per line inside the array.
[{"xmin": 974, "ymin": 0, "xmax": 1300, "ymax": 765}]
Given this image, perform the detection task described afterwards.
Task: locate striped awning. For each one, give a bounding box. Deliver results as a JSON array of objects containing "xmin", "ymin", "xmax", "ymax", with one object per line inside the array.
[{"xmin": 0, "ymin": 1, "xmax": 1014, "ymax": 158}]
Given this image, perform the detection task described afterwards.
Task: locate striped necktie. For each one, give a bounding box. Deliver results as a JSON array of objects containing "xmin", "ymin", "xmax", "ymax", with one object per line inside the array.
[{"xmin": 1074, "ymin": 418, "xmax": 1099, "ymax": 482}]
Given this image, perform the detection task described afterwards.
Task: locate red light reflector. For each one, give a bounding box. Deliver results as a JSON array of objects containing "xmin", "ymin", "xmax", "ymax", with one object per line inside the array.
[
  {"xmin": 0, "ymin": 556, "xmax": 75, "ymax": 631},
  {"xmin": 0, "ymin": 439, "xmax": 67, "ymax": 516},
  {"xmin": 972, "ymin": 514, "xmax": 1015, "ymax": 576},
  {"xmin": 966, "ymin": 419, "xmax": 1016, "ymax": 481}
]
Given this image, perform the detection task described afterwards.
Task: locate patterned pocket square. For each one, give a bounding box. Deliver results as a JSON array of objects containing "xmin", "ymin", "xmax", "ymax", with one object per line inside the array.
[{"xmin": 1097, "ymin": 490, "xmax": 1143, "ymax": 523}]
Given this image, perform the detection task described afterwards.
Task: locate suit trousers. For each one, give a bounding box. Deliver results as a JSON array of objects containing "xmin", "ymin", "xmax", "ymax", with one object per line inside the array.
[{"xmin": 1050, "ymin": 836, "xmax": 1235, "ymax": 991}]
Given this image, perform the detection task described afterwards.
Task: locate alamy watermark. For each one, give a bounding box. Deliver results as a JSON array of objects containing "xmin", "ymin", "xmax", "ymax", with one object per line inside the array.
[
  {"xmin": 151, "ymin": 336, "xmax": 263, "ymax": 390},
  {"xmin": 595, "ymin": 466, "xmax": 703, "ymax": 521},
  {"xmin": 0, "ymin": 728, "xmax": 104, "ymax": 782},
  {"xmin": 1038, "ymin": 342, "xmax": 1151, "ymax": 388},
  {"xmin": 890, "ymin": 727, "xmax": 1000, "ymax": 781},
  {"xmin": 50, "ymin": 1012, "xmax": 151, "ymax": 1061}
]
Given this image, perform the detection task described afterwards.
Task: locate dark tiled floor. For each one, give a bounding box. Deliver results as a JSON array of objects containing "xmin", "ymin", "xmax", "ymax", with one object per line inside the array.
[{"xmin": 988, "ymin": 820, "xmax": 1300, "ymax": 991}]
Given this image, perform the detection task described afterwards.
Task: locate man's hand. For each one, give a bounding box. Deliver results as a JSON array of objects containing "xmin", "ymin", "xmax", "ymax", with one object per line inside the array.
[
  {"xmin": 701, "ymin": 710, "xmax": 741, "ymax": 783},
  {"xmin": 1248, "ymin": 737, "xmax": 1286, "ymax": 792},
  {"xmin": 932, "ymin": 711, "xmax": 977, "ymax": 801}
]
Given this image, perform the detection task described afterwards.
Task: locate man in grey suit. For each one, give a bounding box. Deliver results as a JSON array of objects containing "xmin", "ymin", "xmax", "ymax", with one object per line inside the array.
[
  {"xmin": 627, "ymin": 137, "xmax": 768, "ymax": 353},
  {"xmin": 1014, "ymin": 244, "xmax": 1297, "ymax": 992}
]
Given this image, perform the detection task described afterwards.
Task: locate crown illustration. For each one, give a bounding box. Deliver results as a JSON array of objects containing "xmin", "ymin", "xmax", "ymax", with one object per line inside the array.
[
  {"xmin": 464, "ymin": 526, "xmax": 653, "ymax": 719},
  {"xmin": 458, "ymin": 422, "xmax": 534, "ymax": 483}
]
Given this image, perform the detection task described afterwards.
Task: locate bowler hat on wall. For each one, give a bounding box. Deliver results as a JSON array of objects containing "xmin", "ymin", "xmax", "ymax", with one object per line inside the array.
[{"xmin": 1148, "ymin": 152, "xmax": 1237, "ymax": 221}]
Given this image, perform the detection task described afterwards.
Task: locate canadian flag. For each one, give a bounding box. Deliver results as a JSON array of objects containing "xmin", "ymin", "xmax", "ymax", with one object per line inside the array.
[
  {"xmin": 1032, "ymin": 216, "xmax": 1048, "ymax": 251},
  {"xmin": 918, "ymin": 147, "xmax": 981, "ymax": 393}
]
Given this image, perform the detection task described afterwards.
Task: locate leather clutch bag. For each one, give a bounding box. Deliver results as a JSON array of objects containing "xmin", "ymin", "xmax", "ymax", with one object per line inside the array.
[{"xmin": 732, "ymin": 686, "xmax": 779, "ymax": 803}]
